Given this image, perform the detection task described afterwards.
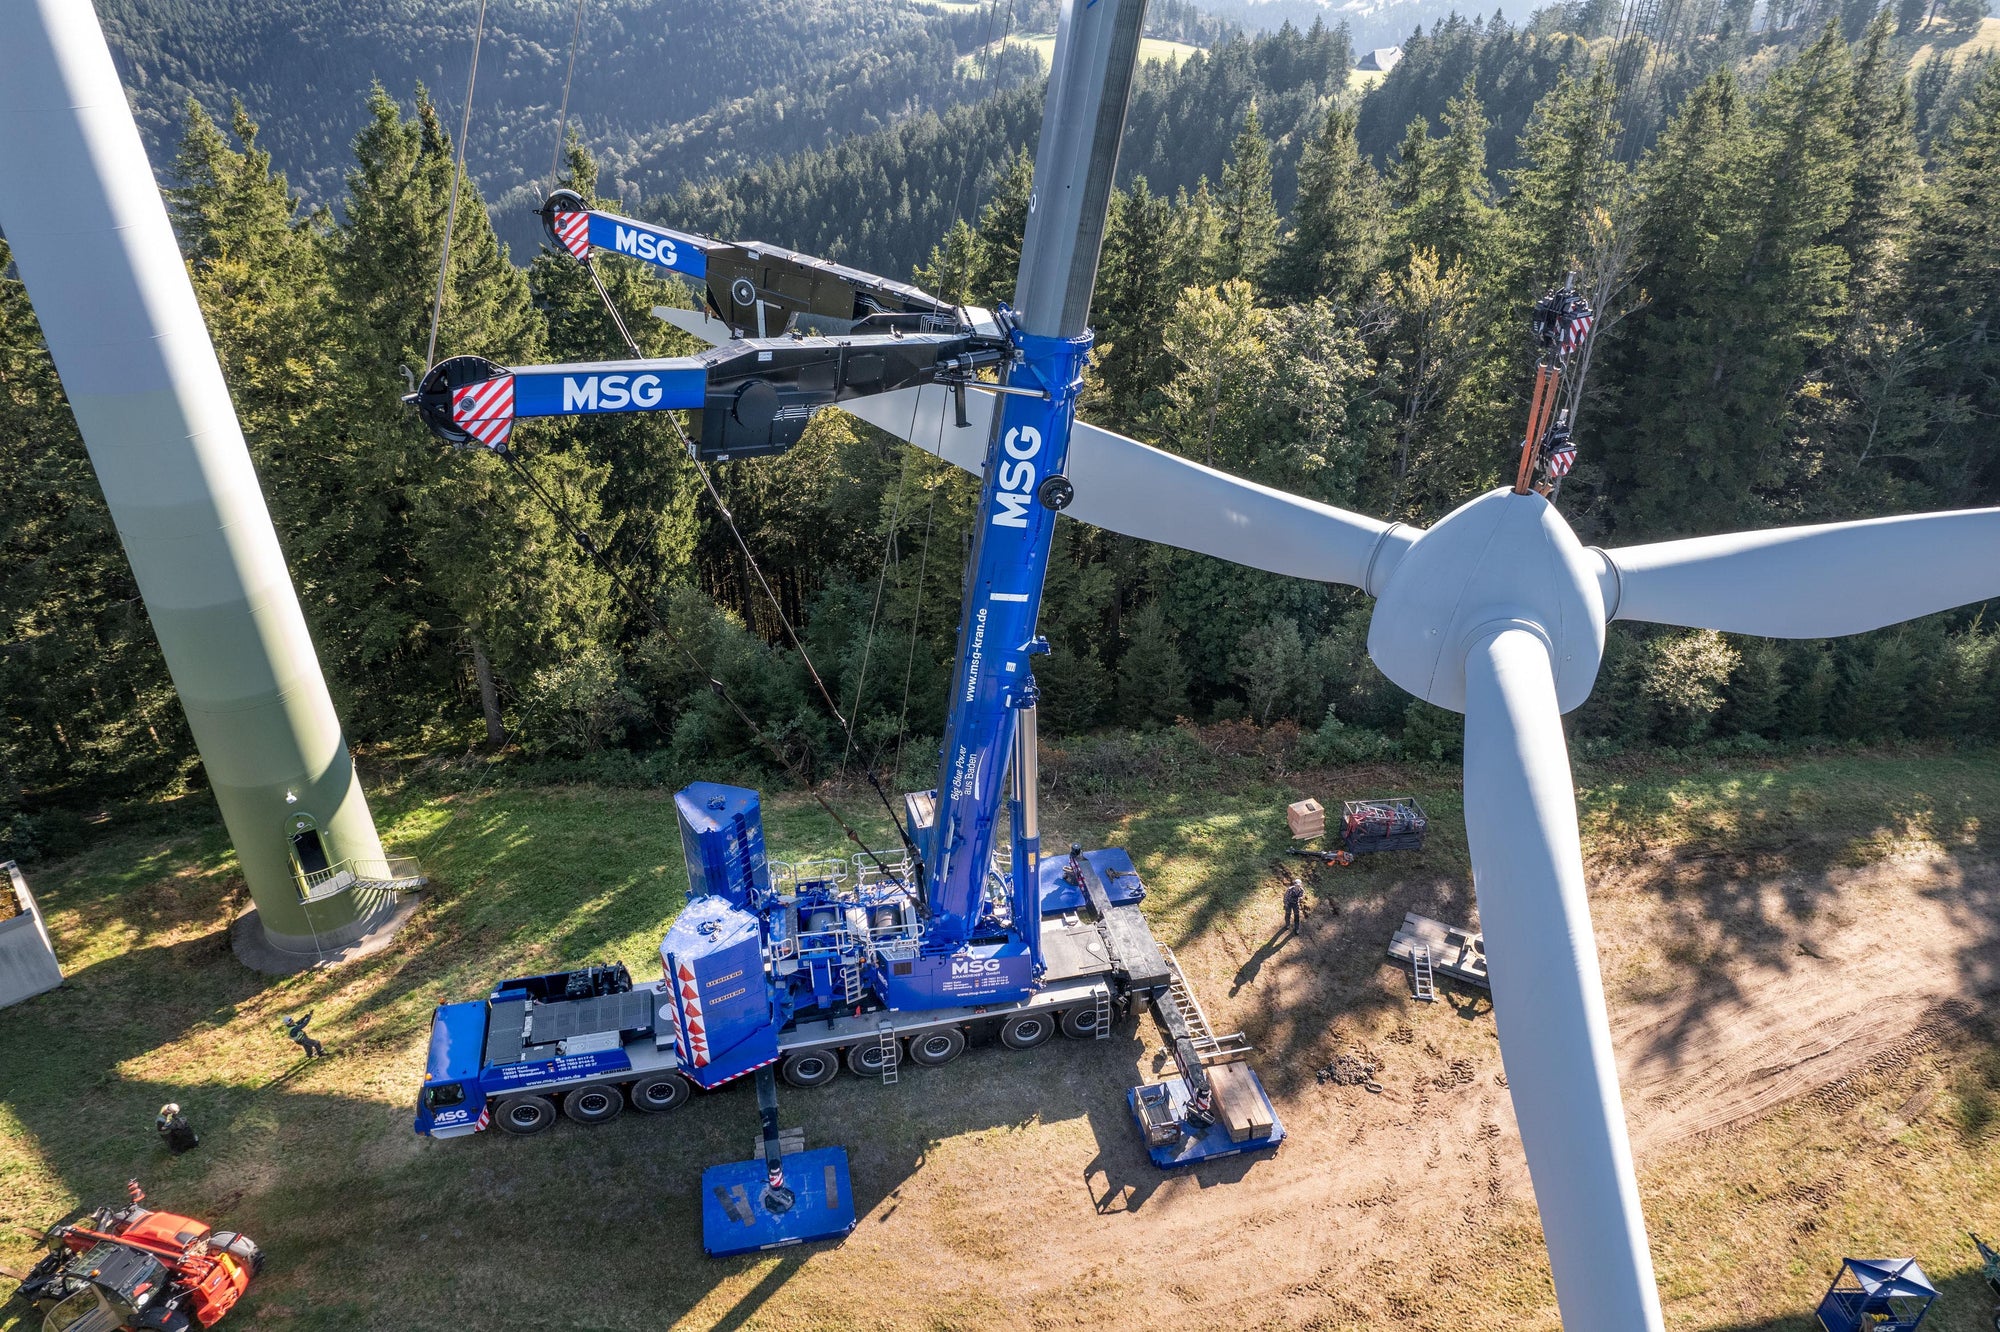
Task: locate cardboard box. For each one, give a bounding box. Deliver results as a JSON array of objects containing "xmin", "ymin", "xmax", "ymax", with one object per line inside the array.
[{"xmin": 1286, "ymin": 798, "xmax": 1325, "ymax": 840}]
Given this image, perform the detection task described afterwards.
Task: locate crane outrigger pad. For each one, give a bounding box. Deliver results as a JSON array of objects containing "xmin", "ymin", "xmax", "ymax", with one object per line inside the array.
[{"xmin": 700, "ymin": 1146, "xmax": 856, "ymax": 1257}]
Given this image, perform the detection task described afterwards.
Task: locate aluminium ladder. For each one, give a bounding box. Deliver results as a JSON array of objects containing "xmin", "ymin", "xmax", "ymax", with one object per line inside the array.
[{"xmin": 1412, "ymin": 944, "xmax": 1439, "ymax": 1002}]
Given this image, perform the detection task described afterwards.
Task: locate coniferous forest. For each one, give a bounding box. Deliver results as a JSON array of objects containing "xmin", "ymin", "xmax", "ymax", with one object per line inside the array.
[{"xmin": 3, "ymin": 3, "xmax": 1998, "ymax": 855}]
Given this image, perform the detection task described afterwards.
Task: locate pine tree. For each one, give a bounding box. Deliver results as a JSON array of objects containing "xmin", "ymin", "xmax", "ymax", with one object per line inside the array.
[
  {"xmin": 1722, "ymin": 637, "xmax": 1787, "ymax": 736},
  {"xmin": 1906, "ymin": 61, "xmax": 2000, "ymax": 501},
  {"xmin": 323, "ymin": 85, "xmax": 610, "ymax": 737},
  {"xmin": 1606, "ymin": 37, "xmax": 1858, "ymax": 536},
  {"xmin": 1093, "ymin": 178, "xmax": 1186, "ymax": 429},
  {"xmin": 1504, "ymin": 66, "xmax": 1623, "ymax": 292},
  {"xmin": 914, "ymin": 218, "xmax": 985, "ymax": 305},
  {"xmin": 1272, "ymin": 107, "xmax": 1382, "ymax": 303},
  {"xmin": 1115, "ymin": 600, "xmax": 1192, "ymax": 727},
  {"xmin": 1217, "ymin": 100, "xmax": 1280, "ymax": 285},
  {"xmin": 1395, "ymin": 78, "xmax": 1497, "ymax": 270},
  {"xmin": 969, "ymin": 147, "xmax": 1034, "ymax": 306}
]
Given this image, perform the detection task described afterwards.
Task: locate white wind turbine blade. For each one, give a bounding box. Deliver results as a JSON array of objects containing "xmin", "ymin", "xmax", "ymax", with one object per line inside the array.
[
  {"xmin": 1601, "ymin": 508, "xmax": 2000, "ymax": 637},
  {"xmin": 841, "ymin": 384, "xmax": 1415, "ymax": 592},
  {"xmin": 1462, "ymin": 627, "xmax": 1664, "ymax": 1332}
]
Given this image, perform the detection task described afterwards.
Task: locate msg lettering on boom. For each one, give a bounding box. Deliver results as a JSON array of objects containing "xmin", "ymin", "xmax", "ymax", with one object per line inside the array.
[
  {"xmin": 992, "ymin": 425, "xmax": 1042, "ymax": 527},
  {"xmin": 613, "ymin": 224, "xmax": 678, "ymax": 266},
  {"xmin": 562, "ymin": 373, "xmax": 667, "ymax": 412}
]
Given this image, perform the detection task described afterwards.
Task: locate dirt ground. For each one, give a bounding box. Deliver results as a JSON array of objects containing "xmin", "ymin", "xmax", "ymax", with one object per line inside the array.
[
  {"xmin": 656, "ymin": 843, "xmax": 2000, "ymax": 1330},
  {"xmin": 4, "ymin": 760, "xmax": 1999, "ymax": 1331}
]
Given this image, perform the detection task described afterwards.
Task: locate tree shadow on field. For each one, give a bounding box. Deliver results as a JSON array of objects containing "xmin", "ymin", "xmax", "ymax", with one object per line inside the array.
[{"xmin": 1580, "ymin": 758, "xmax": 2000, "ymax": 1080}]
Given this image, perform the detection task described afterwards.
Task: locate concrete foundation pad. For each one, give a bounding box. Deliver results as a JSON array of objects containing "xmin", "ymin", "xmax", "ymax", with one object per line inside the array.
[{"xmin": 231, "ymin": 893, "xmax": 421, "ymax": 975}]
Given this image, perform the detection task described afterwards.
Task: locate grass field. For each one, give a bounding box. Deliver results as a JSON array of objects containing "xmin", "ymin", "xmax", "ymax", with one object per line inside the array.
[
  {"xmin": 958, "ymin": 33, "xmax": 1205, "ymax": 73},
  {"xmin": 3, "ymin": 736, "xmax": 1998, "ymax": 1329}
]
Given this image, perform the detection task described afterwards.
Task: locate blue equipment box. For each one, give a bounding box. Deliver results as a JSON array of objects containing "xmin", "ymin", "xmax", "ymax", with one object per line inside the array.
[
  {"xmin": 701, "ymin": 1147, "xmax": 857, "ymax": 1257},
  {"xmin": 1128, "ymin": 1073, "xmax": 1286, "ymax": 1169}
]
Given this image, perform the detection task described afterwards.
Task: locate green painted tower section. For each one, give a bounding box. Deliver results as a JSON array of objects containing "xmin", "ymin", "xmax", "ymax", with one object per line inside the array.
[{"xmin": 0, "ymin": 0, "xmax": 410, "ymax": 953}]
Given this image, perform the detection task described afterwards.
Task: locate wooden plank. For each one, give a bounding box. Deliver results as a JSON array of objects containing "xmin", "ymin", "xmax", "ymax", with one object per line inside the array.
[{"xmin": 1208, "ymin": 1059, "xmax": 1274, "ymax": 1144}]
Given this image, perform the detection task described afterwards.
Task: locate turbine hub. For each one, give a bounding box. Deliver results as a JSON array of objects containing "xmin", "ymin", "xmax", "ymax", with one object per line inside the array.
[{"xmin": 1367, "ymin": 488, "xmax": 1607, "ymax": 714}]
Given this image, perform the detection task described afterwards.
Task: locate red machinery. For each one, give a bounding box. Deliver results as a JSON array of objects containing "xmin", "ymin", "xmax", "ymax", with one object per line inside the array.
[{"xmin": 3, "ymin": 1182, "xmax": 261, "ymax": 1331}]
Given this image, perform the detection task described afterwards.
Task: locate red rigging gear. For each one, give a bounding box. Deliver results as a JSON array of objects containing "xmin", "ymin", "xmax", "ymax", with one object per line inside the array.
[
  {"xmin": 1514, "ymin": 281, "xmax": 1594, "ymax": 496},
  {"xmin": 4, "ymin": 1184, "xmax": 262, "ymax": 1330}
]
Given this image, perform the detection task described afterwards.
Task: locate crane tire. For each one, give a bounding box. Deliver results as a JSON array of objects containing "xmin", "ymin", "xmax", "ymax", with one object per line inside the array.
[
  {"xmin": 999, "ymin": 1012, "xmax": 1054, "ymax": 1050},
  {"xmin": 630, "ymin": 1071, "xmax": 692, "ymax": 1113},
  {"xmin": 562, "ymin": 1082, "xmax": 625, "ymax": 1124},
  {"xmin": 907, "ymin": 1028, "xmax": 966, "ymax": 1066},
  {"xmin": 846, "ymin": 1038, "xmax": 898, "ymax": 1078},
  {"xmin": 1060, "ymin": 1006, "xmax": 1104, "ymax": 1039},
  {"xmin": 494, "ymin": 1094, "xmax": 557, "ymax": 1135},
  {"xmin": 781, "ymin": 1049, "xmax": 839, "ymax": 1088}
]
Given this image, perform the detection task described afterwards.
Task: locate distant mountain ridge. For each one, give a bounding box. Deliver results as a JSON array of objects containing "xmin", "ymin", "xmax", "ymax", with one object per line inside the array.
[
  {"xmin": 1201, "ymin": 0, "xmax": 1536, "ymax": 50},
  {"xmin": 95, "ymin": 0, "xmax": 1038, "ymax": 222}
]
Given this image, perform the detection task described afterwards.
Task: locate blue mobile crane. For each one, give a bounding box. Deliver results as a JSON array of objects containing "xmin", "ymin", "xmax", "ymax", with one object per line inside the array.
[{"xmin": 407, "ymin": 0, "xmax": 1282, "ymax": 1255}]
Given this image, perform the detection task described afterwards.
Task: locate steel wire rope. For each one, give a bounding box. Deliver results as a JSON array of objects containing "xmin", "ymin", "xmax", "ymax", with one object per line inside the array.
[
  {"xmin": 840, "ymin": 386, "xmax": 927, "ymax": 773},
  {"xmin": 889, "ymin": 415, "xmax": 946, "ymax": 790},
  {"xmin": 583, "ymin": 258, "xmax": 866, "ymax": 774},
  {"xmin": 489, "ymin": 444, "xmax": 914, "ymax": 899},
  {"xmin": 946, "ymin": 0, "xmax": 1008, "ymax": 231},
  {"xmin": 424, "ymin": 0, "xmax": 491, "ymax": 372},
  {"xmin": 548, "ymin": 0, "xmax": 589, "ymax": 189}
]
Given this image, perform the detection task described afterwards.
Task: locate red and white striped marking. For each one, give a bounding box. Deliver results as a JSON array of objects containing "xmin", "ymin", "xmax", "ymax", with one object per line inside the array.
[
  {"xmin": 474, "ymin": 1106, "xmax": 491, "ymax": 1132},
  {"xmin": 1545, "ymin": 444, "xmax": 1577, "ymax": 478},
  {"xmin": 451, "ymin": 374, "xmax": 515, "ymax": 450},
  {"xmin": 554, "ymin": 211, "xmax": 591, "ymax": 261}
]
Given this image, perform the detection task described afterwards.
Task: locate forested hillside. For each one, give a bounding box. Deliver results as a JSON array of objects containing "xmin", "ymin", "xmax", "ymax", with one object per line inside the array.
[
  {"xmin": 5, "ymin": 9, "xmax": 2000, "ymax": 854},
  {"xmin": 665, "ymin": 19, "xmax": 1356, "ymax": 279},
  {"xmin": 95, "ymin": 0, "xmax": 1046, "ymax": 245}
]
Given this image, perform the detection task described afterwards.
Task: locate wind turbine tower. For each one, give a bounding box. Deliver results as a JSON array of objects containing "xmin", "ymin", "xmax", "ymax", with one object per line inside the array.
[{"xmin": 0, "ymin": 0, "xmax": 414, "ymax": 957}]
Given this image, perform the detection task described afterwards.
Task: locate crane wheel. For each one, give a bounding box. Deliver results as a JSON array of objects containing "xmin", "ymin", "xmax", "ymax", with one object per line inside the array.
[
  {"xmin": 999, "ymin": 1012, "xmax": 1054, "ymax": 1050},
  {"xmin": 846, "ymin": 1039, "xmax": 898, "ymax": 1078},
  {"xmin": 1060, "ymin": 1006, "xmax": 1103, "ymax": 1039},
  {"xmin": 562, "ymin": 1083, "xmax": 625, "ymax": 1124},
  {"xmin": 494, "ymin": 1094, "xmax": 557, "ymax": 1135},
  {"xmin": 629, "ymin": 1071, "xmax": 692, "ymax": 1113},
  {"xmin": 908, "ymin": 1028, "xmax": 965, "ymax": 1066},
  {"xmin": 781, "ymin": 1050, "xmax": 839, "ymax": 1088}
]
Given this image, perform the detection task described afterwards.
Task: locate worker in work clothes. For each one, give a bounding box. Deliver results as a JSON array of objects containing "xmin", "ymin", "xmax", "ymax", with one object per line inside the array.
[
  {"xmin": 154, "ymin": 1103, "xmax": 198, "ymax": 1153},
  {"xmin": 281, "ymin": 1012, "xmax": 325, "ymax": 1058},
  {"xmin": 1282, "ymin": 877, "xmax": 1307, "ymax": 934}
]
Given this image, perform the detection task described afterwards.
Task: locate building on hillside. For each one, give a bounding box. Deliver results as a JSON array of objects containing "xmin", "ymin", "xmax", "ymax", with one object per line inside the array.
[{"xmin": 1356, "ymin": 46, "xmax": 1403, "ymax": 71}]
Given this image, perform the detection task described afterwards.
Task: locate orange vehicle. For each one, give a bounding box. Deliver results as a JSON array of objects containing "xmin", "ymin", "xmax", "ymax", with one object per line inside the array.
[{"xmin": 3, "ymin": 1183, "xmax": 261, "ymax": 1331}]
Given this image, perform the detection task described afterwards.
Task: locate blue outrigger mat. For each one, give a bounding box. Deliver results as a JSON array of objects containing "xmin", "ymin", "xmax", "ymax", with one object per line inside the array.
[
  {"xmin": 701, "ymin": 1147, "xmax": 857, "ymax": 1257},
  {"xmin": 1129, "ymin": 1073, "xmax": 1286, "ymax": 1168}
]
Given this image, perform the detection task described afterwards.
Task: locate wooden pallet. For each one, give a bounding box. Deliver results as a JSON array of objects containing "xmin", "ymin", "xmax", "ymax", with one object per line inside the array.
[{"xmin": 1387, "ymin": 911, "xmax": 1489, "ymax": 990}]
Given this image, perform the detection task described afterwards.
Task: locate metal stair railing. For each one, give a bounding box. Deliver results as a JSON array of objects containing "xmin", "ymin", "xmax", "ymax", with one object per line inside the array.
[{"xmin": 295, "ymin": 855, "xmax": 426, "ymax": 904}]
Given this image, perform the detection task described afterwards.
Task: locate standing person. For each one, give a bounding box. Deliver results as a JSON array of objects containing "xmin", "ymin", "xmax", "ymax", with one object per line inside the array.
[
  {"xmin": 281, "ymin": 1012, "xmax": 325, "ymax": 1058},
  {"xmin": 1282, "ymin": 877, "xmax": 1306, "ymax": 934}
]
